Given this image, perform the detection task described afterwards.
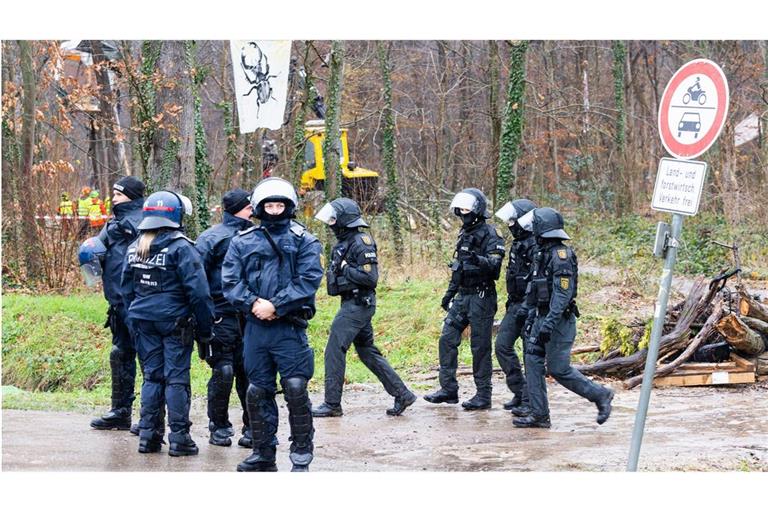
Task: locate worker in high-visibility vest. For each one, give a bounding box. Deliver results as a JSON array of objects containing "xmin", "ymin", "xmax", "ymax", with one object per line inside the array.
[
  {"xmin": 88, "ymin": 190, "xmax": 107, "ymax": 229},
  {"xmin": 58, "ymin": 192, "xmax": 75, "ymax": 216},
  {"xmin": 78, "ymin": 186, "xmax": 92, "ymax": 217}
]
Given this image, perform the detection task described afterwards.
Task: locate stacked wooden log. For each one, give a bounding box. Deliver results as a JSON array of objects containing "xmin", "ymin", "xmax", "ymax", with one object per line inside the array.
[{"xmin": 576, "ymin": 271, "xmax": 768, "ymax": 388}]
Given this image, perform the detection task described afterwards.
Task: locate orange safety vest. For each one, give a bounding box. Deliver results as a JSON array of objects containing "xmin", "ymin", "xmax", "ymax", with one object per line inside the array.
[{"xmin": 88, "ymin": 200, "xmax": 106, "ymax": 227}]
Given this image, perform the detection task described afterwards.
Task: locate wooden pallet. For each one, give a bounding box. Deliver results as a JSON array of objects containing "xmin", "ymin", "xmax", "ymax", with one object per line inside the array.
[{"xmin": 653, "ymin": 353, "xmax": 756, "ymax": 387}]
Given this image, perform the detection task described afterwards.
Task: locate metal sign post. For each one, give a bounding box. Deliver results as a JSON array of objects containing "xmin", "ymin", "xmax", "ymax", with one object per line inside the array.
[
  {"xmin": 627, "ymin": 213, "xmax": 682, "ymax": 471},
  {"xmin": 627, "ymin": 58, "xmax": 728, "ymax": 471}
]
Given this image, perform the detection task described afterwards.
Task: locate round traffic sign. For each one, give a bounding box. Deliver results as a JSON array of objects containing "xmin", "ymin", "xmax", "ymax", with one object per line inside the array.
[{"xmin": 658, "ymin": 59, "xmax": 729, "ymax": 160}]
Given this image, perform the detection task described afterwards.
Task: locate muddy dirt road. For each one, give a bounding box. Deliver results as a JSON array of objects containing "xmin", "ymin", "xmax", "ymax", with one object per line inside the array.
[{"xmin": 4, "ymin": 376, "xmax": 767, "ymax": 471}]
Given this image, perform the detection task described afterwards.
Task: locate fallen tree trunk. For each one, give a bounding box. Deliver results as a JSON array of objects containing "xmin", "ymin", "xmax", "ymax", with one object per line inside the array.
[
  {"xmin": 577, "ymin": 277, "xmax": 712, "ymax": 378},
  {"xmin": 739, "ymin": 289, "xmax": 768, "ymax": 323},
  {"xmin": 716, "ymin": 313, "xmax": 766, "ymax": 355},
  {"xmin": 742, "ymin": 317, "xmax": 768, "ymax": 336},
  {"xmin": 625, "ymin": 300, "xmax": 723, "ymax": 389}
]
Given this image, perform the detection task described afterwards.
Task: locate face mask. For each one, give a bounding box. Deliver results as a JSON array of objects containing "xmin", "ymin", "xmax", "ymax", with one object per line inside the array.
[
  {"xmin": 461, "ymin": 212, "xmax": 479, "ymax": 228},
  {"xmin": 510, "ymin": 223, "xmax": 527, "ymax": 239}
]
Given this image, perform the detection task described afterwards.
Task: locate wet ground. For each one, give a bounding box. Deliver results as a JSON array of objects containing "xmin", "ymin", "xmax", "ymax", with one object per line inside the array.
[{"xmin": 4, "ymin": 375, "xmax": 767, "ymax": 471}]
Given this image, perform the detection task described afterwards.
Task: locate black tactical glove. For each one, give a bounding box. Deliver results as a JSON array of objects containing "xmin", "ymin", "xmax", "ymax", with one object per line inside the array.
[
  {"xmin": 515, "ymin": 308, "xmax": 528, "ymax": 327},
  {"xmin": 441, "ymin": 294, "xmax": 454, "ymax": 312},
  {"xmin": 537, "ymin": 330, "xmax": 551, "ymax": 345}
]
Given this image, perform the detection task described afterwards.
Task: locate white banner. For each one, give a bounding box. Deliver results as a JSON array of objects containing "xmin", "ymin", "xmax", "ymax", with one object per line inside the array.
[
  {"xmin": 734, "ymin": 112, "xmax": 760, "ymax": 147},
  {"xmin": 230, "ymin": 40, "xmax": 292, "ymax": 133}
]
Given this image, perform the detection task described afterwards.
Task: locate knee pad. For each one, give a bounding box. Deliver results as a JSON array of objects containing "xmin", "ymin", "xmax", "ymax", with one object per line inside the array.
[
  {"xmin": 246, "ymin": 384, "xmax": 270, "ymax": 403},
  {"xmin": 213, "ymin": 363, "xmax": 234, "ymax": 386},
  {"xmin": 109, "ymin": 346, "xmax": 124, "ymax": 366},
  {"xmin": 281, "ymin": 377, "xmax": 308, "ymax": 403}
]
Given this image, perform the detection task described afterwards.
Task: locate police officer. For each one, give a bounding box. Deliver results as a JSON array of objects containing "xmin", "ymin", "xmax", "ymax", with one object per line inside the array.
[
  {"xmin": 312, "ymin": 198, "xmax": 417, "ymax": 418},
  {"xmin": 195, "ymin": 189, "xmax": 253, "ymax": 447},
  {"xmin": 222, "ymin": 178, "xmax": 323, "ymax": 472},
  {"xmin": 85, "ymin": 176, "xmax": 145, "ymax": 432},
  {"xmin": 122, "ymin": 191, "xmax": 214, "ymax": 455},
  {"xmin": 424, "ymin": 188, "xmax": 505, "ymax": 410},
  {"xmin": 493, "ymin": 198, "xmax": 537, "ymax": 412},
  {"xmin": 513, "ymin": 207, "xmax": 614, "ymax": 428}
]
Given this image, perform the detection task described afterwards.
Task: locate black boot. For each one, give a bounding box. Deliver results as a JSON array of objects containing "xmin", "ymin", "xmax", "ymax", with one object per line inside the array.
[
  {"xmin": 311, "ymin": 402, "xmax": 343, "ymax": 418},
  {"xmin": 237, "ymin": 385, "xmax": 278, "ymax": 472},
  {"xmin": 386, "ymin": 390, "xmax": 417, "ymax": 416},
  {"xmin": 129, "ymin": 423, "xmax": 140, "ymax": 436},
  {"xmin": 90, "ymin": 408, "xmax": 132, "ymax": 430},
  {"xmin": 512, "ymin": 414, "xmax": 551, "ymax": 428},
  {"xmin": 283, "ymin": 377, "xmax": 314, "ymax": 472},
  {"xmin": 138, "ymin": 429, "xmax": 165, "ymax": 454},
  {"xmin": 503, "ymin": 394, "xmax": 523, "ymax": 411},
  {"xmin": 423, "ymin": 388, "xmax": 459, "ymax": 404},
  {"xmin": 595, "ymin": 388, "xmax": 615, "ymax": 425},
  {"xmin": 238, "ymin": 426, "xmax": 253, "ymax": 448},
  {"xmin": 238, "ymin": 447, "xmax": 278, "ymax": 472},
  {"xmin": 210, "ymin": 427, "xmax": 233, "ymax": 447},
  {"xmin": 169, "ymin": 432, "xmax": 199, "ymax": 457},
  {"xmin": 461, "ymin": 394, "xmax": 491, "ymax": 410},
  {"xmin": 510, "ymin": 404, "xmax": 531, "ymax": 417}
]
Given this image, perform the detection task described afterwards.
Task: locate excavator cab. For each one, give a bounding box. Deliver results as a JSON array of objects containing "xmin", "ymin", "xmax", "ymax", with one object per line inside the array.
[{"xmin": 299, "ymin": 120, "xmax": 379, "ymax": 208}]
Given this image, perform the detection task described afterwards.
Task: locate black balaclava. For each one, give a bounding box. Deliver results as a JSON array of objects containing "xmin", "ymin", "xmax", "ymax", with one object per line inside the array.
[
  {"xmin": 510, "ymin": 222, "xmax": 529, "ymax": 240},
  {"xmin": 459, "ymin": 210, "xmax": 482, "ymax": 229},
  {"xmin": 258, "ymin": 199, "xmax": 292, "ymax": 231},
  {"xmin": 331, "ymin": 224, "xmax": 357, "ymax": 240}
]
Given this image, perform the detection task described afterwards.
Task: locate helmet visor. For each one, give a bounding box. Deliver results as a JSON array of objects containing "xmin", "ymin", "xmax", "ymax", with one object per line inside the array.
[
  {"xmin": 449, "ymin": 192, "xmax": 477, "ymax": 212},
  {"xmin": 314, "ymin": 203, "xmax": 337, "ymax": 225},
  {"xmin": 494, "ymin": 201, "xmax": 518, "ymax": 223},
  {"xmin": 251, "ymin": 178, "xmax": 298, "ymax": 209},
  {"xmin": 80, "ymin": 260, "xmax": 103, "ymax": 287},
  {"xmin": 517, "ymin": 210, "xmax": 535, "ymax": 232},
  {"xmin": 179, "ymin": 194, "xmax": 193, "ymax": 216}
]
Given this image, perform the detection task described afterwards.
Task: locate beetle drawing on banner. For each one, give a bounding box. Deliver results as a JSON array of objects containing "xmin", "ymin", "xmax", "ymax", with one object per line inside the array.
[{"xmin": 240, "ymin": 42, "xmax": 277, "ymax": 115}]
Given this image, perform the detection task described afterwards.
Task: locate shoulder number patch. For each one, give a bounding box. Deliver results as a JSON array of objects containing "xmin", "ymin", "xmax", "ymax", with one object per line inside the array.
[
  {"xmin": 557, "ymin": 249, "xmax": 567, "ymax": 259},
  {"xmin": 560, "ymin": 277, "xmax": 570, "ymax": 290}
]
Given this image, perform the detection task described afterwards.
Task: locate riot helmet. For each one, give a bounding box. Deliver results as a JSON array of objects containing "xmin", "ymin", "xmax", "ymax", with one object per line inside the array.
[
  {"xmin": 449, "ymin": 188, "xmax": 490, "ymax": 228},
  {"xmin": 250, "ymin": 177, "xmax": 298, "ymax": 221},
  {"xmin": 138, "ymin": 190, "xmax": 186, "ymax": 230},
  {"xmin": 532, "ymin": 207, "xmax": 570, "ymax": 240},
  {"xmin": 495, "ymin": 198, "xmax": 537, "ymax": 238},
  {"xmin": 78, "ymin": 236, "xmax": 107, "ymax": 287},
  {"xmin": 315, "ymin": 197, "xmax": 369, "ymax": 228}
]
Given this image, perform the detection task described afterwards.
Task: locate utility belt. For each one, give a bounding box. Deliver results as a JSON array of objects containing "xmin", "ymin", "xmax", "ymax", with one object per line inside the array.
[
  {"xmin": 340, "ymin": 289, "xmax": 375, "ymax": 307},
  {"xmin": 458, "ymin": 283, "xmax": 494, "ymax": 297},
  {"xmin": 536, "ymin": 301, "xmax": 580, "ymax": 318}
]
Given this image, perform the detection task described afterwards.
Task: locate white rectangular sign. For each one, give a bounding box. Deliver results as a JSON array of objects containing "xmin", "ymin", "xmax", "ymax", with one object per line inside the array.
[
  {"xmin": 230, "ymin": 40, "xmax": 292, "ymax": 133},
  {"xmin": 651, "ymin": 158, "xmax": 708, "ymax": 216}
]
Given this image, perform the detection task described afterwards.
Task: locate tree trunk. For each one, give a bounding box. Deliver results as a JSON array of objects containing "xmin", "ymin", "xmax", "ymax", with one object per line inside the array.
[
  {"xmin": 739, "ymin": 289, "xmax": 768, "ymax": 323},
  {"xmin": 487, "ymin": 40, "xmax": 501, "ymax": 207},
  {"xmin": 322, "ymin": 40, "xmax": 344, "ymax": 200},
  {"xmin": 147, "ymin": 41, "xmax": 198, "ymax": 235},
  {"xmin": 377, "ymin": 40, "xmax": 403, "ymax": 260},
  {"xmin": 497, "ymin": 40, "xmax": 528, "ymax": 204},
  {"xmin": 89, "ymin": 40, "xmax": 124, "ymax": 185},
  {"xmin": 18, "ymin": 40, "xmax": 42, "ymax": 279},
  {"xmin": 716, "ymin": 314, "xmax": 766, "ymax": 355}
]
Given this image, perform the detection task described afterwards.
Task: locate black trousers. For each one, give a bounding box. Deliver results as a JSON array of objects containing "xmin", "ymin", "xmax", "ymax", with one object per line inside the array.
[
  {"xmin": 438, "ymin": 291, "xmax": 497, "ymax": 397},
  {"xmin": 323, "ymin": 299, "xmax": 408, "ymax": 405},
  {"xmin": 206, "ymin": 314, "xmax": 248, "ymax": 431}
]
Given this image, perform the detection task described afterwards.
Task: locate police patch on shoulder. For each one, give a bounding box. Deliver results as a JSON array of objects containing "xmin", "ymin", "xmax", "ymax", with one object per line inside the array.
[
  {"xmin": 363, "ymin": 263, "xmax": 372, "ymax": 272},
  {"xmin": 557, "ymin": 249, "xmax": 567, "ymax": 259},
  {"xmin": 560, "ymin": 277, "xmax": 570, "ymax": 290},
  {"xmin": 361, "ymin": 234, "xmax": 373, "ymax": 245}
]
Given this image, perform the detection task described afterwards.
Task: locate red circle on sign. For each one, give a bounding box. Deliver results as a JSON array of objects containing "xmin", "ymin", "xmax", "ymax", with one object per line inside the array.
[{"xmin": 658, "ymin": 59, "xmax": 729, "ymax": 160}]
